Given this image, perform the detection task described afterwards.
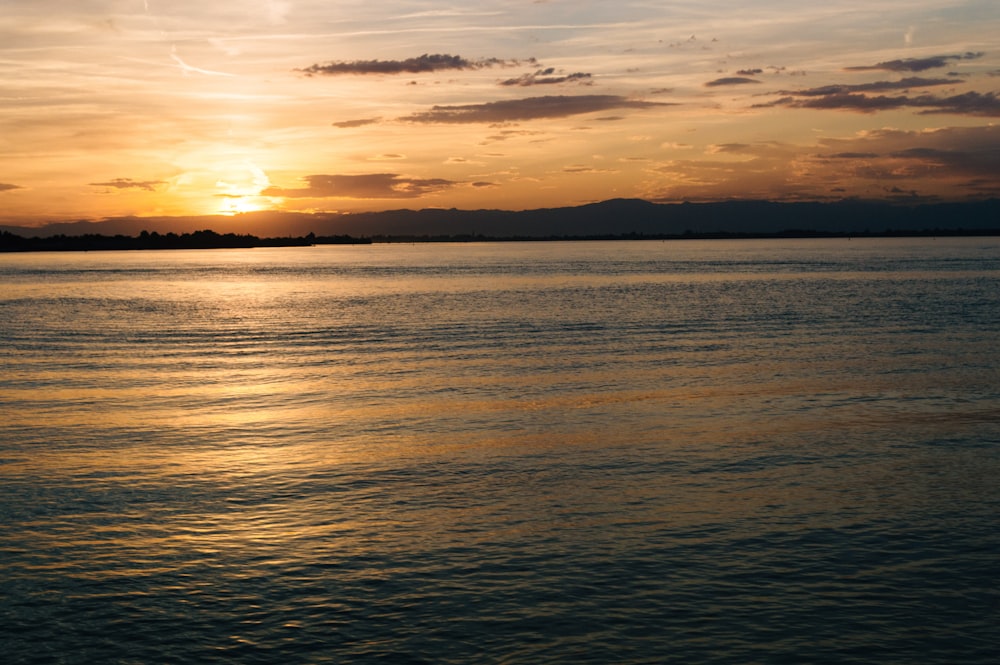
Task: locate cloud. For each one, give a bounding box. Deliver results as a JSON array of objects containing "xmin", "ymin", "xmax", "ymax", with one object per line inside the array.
[
  {"xmin": 845, "ymin": 52, "xmax": 984, "ymax": 72},
  {"xmin": 0, "ymin": 183, "xmax": 22, "ymax": 192},
  {"xmin": 704, "ymin": 77, "xmax": 761, "ymax": 87},
  {"xmin": 888, "ymin": 145, "xmax": 1000, "ymax": 176},
  {"xmin": 890, "ymin": 147, "xmax": 953, "ymax": 159},
  {"xmin": 170, "ymin": 46, "xmax": 236, "ymax": 77},
  {"xmin": 299, "ymin": 53, "xmax": 528, "ymax": 76},
  {"xmin": 400, "ymin": 95, "xmax": 674, "ymax": 124},
  {"xmin": 708, "ymin": 143, "xmax": 753, "ymax": 153},
  {"xmin": 562, "ymin": 165, "xmax": 616, "ymax": 174},
  {"xmin": 499, "ymin": 68, "xmax": 592, "ymax": 87},
  {"xmin": 757, "ymin": 90, "xmax": 1000, "ymax": 117},
  {"xmin": 481, "ymin": 129, "xmax": 544, "ymax": 143},
  {"xmin": 814, "ymin": 126, "xmax": 1000, "ymax": 182},
  {"xmin": 823, "ymin": 152, "xmax": 879, "ymax": 159},
  {"xmin": 777, "ymin": 77, "xmax": 956, "ymax": 96},
  {"xmin": 644, "ymin": 126, "xmax": 1000, "ymax": 203},
  {"xmin": 262, "ymin": 173, "xmax": 458, "ymax": 199},
  {"xmin": 882, "ymin": 185, "xmax": 921, "ymax": 200},
  {"xmin": 89, "ymin": 178, "xmax": 165, "ymax": 191},
  {"xmin": 735, "ymin": 69, "xmax": 764, "ymax": 76},
  {"xmin": 332, "ymin": 117, "xmax": 381, "ymax": 128},
  {"xmin": 266, "ymin": 0, "xmax": 292, "ymax": 25}
]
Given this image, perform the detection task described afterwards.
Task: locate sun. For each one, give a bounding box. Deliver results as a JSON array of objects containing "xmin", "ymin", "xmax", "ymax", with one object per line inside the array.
[
  {"xmin": 213, "ymin": 160, "xmax": 272, "ymax": 215},
  {"xmin": 220, "ymin": 195, "xmax": 266, "ymax": 215}
]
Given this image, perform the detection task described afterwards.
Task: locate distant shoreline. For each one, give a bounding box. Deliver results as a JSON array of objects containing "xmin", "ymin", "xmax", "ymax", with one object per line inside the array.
[
  {"xmin": 5, "ymin": 198, "xmax": 1000, "ymax": 247},
  {"xmin": 3, "ymin": 227, "xmax": 999, "ymax": 253}
]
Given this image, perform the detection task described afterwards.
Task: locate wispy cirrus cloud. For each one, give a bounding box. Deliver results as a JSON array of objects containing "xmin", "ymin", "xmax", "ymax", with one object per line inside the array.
[
  {"xmin": 170, "ymin": 46, "xmax": 236, "ymax": 77},
  {"xmin": 299, "ymin": 53, "xmax": 529, "ymax": 76},
  {"xmin": 845, "ymin": 52, "xmax": 984, "ymax": 72},
  {"xmin": 499, "ymin": 68, "xmax": 592, "ymax": 87},
  {"xmin": 401, "ymin": 95, "xmax": 674, "ymax": 124},
  {"xmin": 0, "ymin": 183, "xmax": 22, "ymax": 192},
  {"xmin": 263, "ymin": 173, "xmax": 458, "ymax": 199},
  {"xmin": 89, "ymin": 178, "xmax": 165, "ymax": 191}
]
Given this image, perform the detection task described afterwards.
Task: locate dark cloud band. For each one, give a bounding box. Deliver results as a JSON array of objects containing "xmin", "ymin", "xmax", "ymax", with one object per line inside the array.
[
  {"xmin": 845, "ymin": 52, "xmax": 984, "ymax": 72},
  {"xmin": 705, "ymin": 77, "xmax": 761, "ymax": 87},
  {"xmin": 765, "ymin": 91, "xmax": 1000, "ymax": 116},
  {"xmin": 400, "ymin": 95, "xmax": 674, "ymax": 124},
  {"xmin": 299, "ymin": 53, "xmax": 528, "ymax": 76},
  {"xmin": 499, "ymin": 69, "xmax": 592, "ymax": 87},
  {"xmin": 778, "ymin": 77, "xmax": 955, "ymax": 97}
]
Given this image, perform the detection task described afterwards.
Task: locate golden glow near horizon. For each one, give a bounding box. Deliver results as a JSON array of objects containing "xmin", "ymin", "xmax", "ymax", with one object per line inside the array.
[{"xmin": 2, "ymin": 1, "xmax": 999, "ymax": 225}]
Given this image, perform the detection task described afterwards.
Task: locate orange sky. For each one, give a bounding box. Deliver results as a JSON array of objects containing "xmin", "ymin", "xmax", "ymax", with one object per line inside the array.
[{"xmin": 2, "ymin": 1, "xmax": 999, "ymax": 225}]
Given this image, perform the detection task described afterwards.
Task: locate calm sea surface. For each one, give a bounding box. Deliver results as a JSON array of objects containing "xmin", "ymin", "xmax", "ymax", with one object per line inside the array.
[{"xmin": 2, "ymin": 238, "xmax": 999, "ymax": 663}]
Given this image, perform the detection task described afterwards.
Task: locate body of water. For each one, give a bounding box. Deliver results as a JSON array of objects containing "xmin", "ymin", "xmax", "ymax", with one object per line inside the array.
[{"xmin": 2, "ymin": 238, "xmax": 999, "ymax": 663}]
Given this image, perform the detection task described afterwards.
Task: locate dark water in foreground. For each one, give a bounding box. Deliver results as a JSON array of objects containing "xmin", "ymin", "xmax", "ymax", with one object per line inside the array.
[{"xmin": 2, "ymin": 238, "xmax": 999, "ymax": 663}]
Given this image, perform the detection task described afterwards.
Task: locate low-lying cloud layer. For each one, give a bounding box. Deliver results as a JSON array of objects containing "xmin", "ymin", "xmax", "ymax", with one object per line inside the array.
[
  {"xmin": 647, "ymin": 125, "xmax": 1000, "ymax": 203},
  {"xmin": 820, "ymin": 126, "xmax": 1000, "ymax": 177},
  {"xmin": 263, "ymin": 173, "xmax": 457, "ymax": 199}
]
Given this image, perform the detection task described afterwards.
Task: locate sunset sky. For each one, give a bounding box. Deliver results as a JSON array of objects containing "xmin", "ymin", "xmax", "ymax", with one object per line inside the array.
[{"xmin": 2, "ymin": 0, "xmax": 999, "ymax": 224}]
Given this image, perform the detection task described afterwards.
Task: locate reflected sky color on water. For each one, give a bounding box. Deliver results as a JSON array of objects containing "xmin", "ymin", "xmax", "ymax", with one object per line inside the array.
[{"xmin": 2, "ymin": 239, "xmax": 999, "ymax": 663}]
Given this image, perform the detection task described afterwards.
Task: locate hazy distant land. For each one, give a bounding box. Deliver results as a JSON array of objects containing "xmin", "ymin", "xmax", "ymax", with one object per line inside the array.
[{"xmin": 2, "ymin": 198, "xmax": 999, "ymax": 251}]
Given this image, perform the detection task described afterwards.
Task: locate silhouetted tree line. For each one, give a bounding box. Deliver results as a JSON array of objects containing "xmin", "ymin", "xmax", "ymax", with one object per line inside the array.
[{"xmin": 0, "ymin": 229, "xmax": 371, "ymax": 252}]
